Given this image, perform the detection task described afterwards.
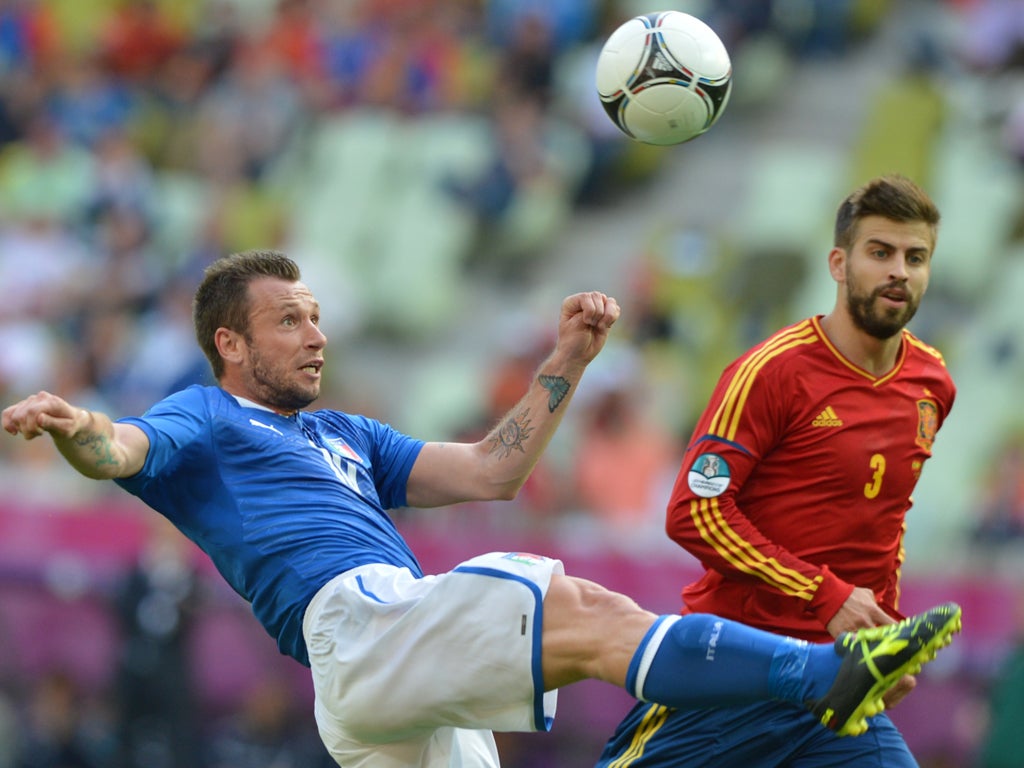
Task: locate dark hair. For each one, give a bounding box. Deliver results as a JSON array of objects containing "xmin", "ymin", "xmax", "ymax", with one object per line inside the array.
[
  {"xmin": 193, "ymin": 249, "xmax": 301, "ymax": 379},
  {"xmin": 833, "ymin": 175, "xmax": 941, "ymax": 250}
]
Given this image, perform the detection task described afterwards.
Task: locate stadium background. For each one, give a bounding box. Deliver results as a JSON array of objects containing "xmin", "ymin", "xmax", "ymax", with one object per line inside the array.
[{"xmin": 0, "ymin": 0, "xmax": 1022, "ymax": 766}]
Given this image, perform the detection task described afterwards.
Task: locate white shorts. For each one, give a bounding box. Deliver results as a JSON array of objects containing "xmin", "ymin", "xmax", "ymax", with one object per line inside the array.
[{"xmin": 303, "ymin": 551, "xmax": 563, "ymax": 767}]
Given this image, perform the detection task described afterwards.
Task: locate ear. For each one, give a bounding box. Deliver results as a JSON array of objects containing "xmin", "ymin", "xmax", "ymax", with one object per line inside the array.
[
  {"xmin": 214, "ymin": 327, "xmax": 245, "ymax": 367},
  {"xmin": 827, "ymin": 247, "xmax": 846, "ymax": 283}
]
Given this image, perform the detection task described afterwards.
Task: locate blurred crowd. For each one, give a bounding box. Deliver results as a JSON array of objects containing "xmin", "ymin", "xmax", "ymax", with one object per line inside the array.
[
  {"xmin": 0, "ymin": 0, "xmax": 877, "ymax": 524},
  {"xmin": 2, "ymin": 0, "xmax": 1022, "ymax": 528},
  {"xmin": 0, "ymin": 0, "xmax": 510, "ymax": 416},
  {"xmin": 2, "ymin": 0, "xmax": 1024, "ymax": 766},
  {"xmin": 0, "ymin": 0, "xmax": 570, "ymax": 504}
]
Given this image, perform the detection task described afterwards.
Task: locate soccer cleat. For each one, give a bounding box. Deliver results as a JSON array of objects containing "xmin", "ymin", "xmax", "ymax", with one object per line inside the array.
[{"xmin": 808, "ymin": 601, "xmax": 962, "ymax": 737}]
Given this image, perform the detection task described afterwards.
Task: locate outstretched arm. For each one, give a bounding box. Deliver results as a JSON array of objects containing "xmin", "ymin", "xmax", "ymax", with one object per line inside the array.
[
  {"xmin": 2, "ymin": 391, "xmax": 149, "ymax": 479},
  {"xmin": 406, "ymin": 291, "xmax": 620, "ymax": 508}
]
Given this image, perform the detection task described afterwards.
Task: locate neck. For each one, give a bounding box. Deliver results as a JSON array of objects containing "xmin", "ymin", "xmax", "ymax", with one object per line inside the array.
[
  {"xmin": 818, "ymin": 312, "xmax": 902, "ymax": 376},
  {"xmin": 222, "ymin": 387, "xmax": 298, "ymax": 417}
]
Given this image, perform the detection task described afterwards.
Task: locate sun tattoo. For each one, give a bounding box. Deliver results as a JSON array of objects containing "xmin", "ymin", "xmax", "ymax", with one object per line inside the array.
[
  {"xmin": 489, "ymin": 409, "xmax": 534, "ymax": 458},
  {"xmin": 539, "ymin": 374, "xmax": 570, "ymax": 413}
]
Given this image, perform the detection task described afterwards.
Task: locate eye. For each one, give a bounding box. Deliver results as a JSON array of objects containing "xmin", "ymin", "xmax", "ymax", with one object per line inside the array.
[{"xmin": 282, "ymin": 315, "xmax": 296, "ymax": 327}]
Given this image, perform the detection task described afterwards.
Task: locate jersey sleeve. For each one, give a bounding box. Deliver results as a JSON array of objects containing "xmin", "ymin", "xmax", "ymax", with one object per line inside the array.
[
  {"xmin": 343, "ymin": 414, "xmax": 424, "ymax": 511},
  {"xmin": 114, "ymin": 386, "xmax": 210, "ymax": 491},
  {"xmin": 666, "ymin": 358, "xmax": 854, "ymax": 625}
]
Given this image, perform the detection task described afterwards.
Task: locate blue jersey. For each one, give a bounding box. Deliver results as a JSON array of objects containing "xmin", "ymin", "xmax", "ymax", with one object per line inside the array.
[{"xmin": 114, "ymin": 385, "xmax": 425, "ymax": 666}]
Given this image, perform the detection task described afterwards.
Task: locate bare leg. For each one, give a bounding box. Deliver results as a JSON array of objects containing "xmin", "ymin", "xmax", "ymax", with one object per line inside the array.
[
  {"xmin": 539, "ymin": 578, "xmax": 962, "ymax": 740},
  {"xmin": 540, "ymin": 574, "xmax": 659, "ymax": 691}
]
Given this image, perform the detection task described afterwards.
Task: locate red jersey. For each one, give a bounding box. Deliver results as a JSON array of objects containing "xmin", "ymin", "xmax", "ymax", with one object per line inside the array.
[{"xmin": 668, "ymin": 316, "xmax": 955, "ymax": 642}]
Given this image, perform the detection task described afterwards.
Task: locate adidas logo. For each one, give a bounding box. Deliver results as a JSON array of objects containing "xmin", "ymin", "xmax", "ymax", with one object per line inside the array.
[
  {"xmin": 650, "ymin": 51, "xmax": 675, "ymax": 72},
  {"xmin": 812, "ymin": 406, "xmax": 843, "ymax": 427}
]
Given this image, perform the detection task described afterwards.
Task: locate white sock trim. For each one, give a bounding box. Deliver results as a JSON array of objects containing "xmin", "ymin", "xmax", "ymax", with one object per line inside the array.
[{"xmin": 634, "ymin": 614, "xmax": 681, "ymax": 701}]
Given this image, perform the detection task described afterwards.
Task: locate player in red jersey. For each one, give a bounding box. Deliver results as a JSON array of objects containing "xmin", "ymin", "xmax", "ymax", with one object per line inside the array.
[{"xmin": 598, "ymin": 175, "xmax": 956, "ymax": 767}]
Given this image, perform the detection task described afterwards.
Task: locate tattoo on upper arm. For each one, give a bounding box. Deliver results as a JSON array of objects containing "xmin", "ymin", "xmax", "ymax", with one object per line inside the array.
[
  {"xmin": 74, "ymin": 433, "xmax": 118, "ymax": 468},
  {"xmin": 488, "ymin": 408, "xmax": 534, "ymax": 458},
  {"xmin": 539, "ymin": 374, "xmax": 570, "ymax": 413}
]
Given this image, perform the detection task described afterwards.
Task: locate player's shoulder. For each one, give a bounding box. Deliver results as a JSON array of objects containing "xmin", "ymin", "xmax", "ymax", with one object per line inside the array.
[
  {"xmin": 167, "ymin": 383, "xmax": 230, "ymax": 402},
  {"xmin": 901, "ymin": 329, "xmax": 949, "ymax": 367},
  {"xmin": 730, "ymin": 317, "xmax": 823, "ymax": 373},
  {"xmin": 137, "ymin": 383, "xmax": 219, "ymax": 418},
  {"xmin": 901, "ymin": 329, "xmax": 956, "ymax": 400},
  {"xmin": 308, "ymin": 408, "xmax": 388, "ymax": 444},
  {"xmin": 757, "ymin": 317, "xmax": 822, "ymax": 352},
  {"xmin": 309, "ymin": 407, "xmax": 368, "ymax": 431},
  {"xmin": 194, "ymin": 385, "xmax": 258, "ymax": 420}
]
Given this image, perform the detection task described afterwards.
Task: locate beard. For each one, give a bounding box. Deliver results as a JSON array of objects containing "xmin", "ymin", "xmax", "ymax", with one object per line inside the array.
[
  {"xmin": 845, "ymin": 268, "xmax": 920, "ymax": 341},
  {"xmin": 246, "ymin": 344, "xmax": 319, "ymax": 412}
]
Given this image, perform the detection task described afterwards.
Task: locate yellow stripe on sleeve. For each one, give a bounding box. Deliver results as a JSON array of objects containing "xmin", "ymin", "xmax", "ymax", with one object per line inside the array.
[
  {"xmin": 710, "ymin": 321, "xmax": 817, "ymax": 440},
  {"xmin": 904, "ymin": 333, "xmax": 946, "ymax": 365},
  {"xmin": 691, "ymin": 498, "xmax": 821, "ymax": 600}
]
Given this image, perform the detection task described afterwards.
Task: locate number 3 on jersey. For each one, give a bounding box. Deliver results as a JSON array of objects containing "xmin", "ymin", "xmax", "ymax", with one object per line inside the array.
[{"xmin": 864, "ymin": 453, "xmax": 885, "ymax": 499}]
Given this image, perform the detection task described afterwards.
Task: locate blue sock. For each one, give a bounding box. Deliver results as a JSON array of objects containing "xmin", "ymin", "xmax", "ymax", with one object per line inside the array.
[{"xmin": 627, "ymin": 615, "xmax": 844, "ymax": 708}]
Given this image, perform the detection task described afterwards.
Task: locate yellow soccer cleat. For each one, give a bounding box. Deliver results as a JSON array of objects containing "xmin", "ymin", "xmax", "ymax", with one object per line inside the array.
[{"xmin": 808, "ymin": 602, "xmax": 962, "ymax": 737}]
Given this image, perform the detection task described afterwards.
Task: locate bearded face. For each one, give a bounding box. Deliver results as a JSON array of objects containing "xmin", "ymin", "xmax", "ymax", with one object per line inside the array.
[
  {"xmin": 843, "ymin": 261, "xmax": 921, "ymax": 340},
  {"xmin": 244, "ymin": 335, "xmax": 321, "ymax": 412},
  {"xmin": 837, "ymin": 216, "xmax": 933, "ymax": 341},
  {"xmin": 223, "ymin": 277, "xmax": 326, "ymax": 414}
]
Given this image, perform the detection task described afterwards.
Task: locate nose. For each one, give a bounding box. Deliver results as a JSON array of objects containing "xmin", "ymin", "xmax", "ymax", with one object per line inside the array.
[
  {"xmin": 890, "ymin": 255, "xmax": 910, "ymax": 281},
  {"xmin": 306, "ymin": 320, "xmax": 327, "ymax": 348}
]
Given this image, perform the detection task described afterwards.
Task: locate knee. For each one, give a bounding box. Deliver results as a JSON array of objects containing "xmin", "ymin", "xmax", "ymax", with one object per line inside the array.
[
  {"xmin": 572, "ymin": 577, "xmax": 644, "ymax": 618},
  {"xmin": 541, "ymin": 575, "xmax": 656, "ymax": 689},
  {"xmin": 546, "ymin": 574, "xmax": 645, "ymax": 624}
]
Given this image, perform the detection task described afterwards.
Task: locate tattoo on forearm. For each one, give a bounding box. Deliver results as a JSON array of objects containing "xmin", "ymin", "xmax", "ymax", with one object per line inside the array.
[
  {"xmin": 539, "ymin": 374, "xmax": 570, "ymax": 413},
  {"xmin": 488, "ymin": 408, "xmax": 534, "ymax": 458},
  {"xmin": 73, "ymin": 432, "xmax": 118, "ymax": 468}
]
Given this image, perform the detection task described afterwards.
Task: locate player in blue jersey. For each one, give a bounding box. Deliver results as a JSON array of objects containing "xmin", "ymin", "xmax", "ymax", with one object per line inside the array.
[{"xmin": 4, "ymin": 250, "xmax": 961, "ymax": 767}]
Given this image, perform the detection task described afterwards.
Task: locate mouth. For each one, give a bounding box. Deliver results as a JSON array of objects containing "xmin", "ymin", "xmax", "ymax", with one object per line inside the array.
[
  {"xmin": 878, "ymin": 286, "xmax": 909, "ymax": 305},
  {"xmin": 299, "ymin": 360, "xmax": 324, "ymax": 377}
]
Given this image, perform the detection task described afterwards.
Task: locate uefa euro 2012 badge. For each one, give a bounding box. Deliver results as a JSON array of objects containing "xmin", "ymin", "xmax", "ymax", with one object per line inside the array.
[{"xmin": 687, "ymin": 453, "xmax": 730, "ymax": 497}]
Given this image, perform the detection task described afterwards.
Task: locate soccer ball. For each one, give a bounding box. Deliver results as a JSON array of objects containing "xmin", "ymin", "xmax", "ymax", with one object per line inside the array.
[{"xmin": 596, "ymin": 11, "xmax": 732, "ymax": 146}]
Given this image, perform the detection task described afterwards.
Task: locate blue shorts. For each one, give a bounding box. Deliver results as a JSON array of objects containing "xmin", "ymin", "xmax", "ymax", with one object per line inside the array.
[{"xmin": 596, "ymin": 700, "xmax": 918, "ymax": 768}]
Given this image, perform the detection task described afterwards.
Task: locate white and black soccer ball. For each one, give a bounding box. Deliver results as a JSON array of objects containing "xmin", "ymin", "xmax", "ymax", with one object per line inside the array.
[{"xmin": 596, "ymin": 11, "xmax": 732, "ymax": 146}]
